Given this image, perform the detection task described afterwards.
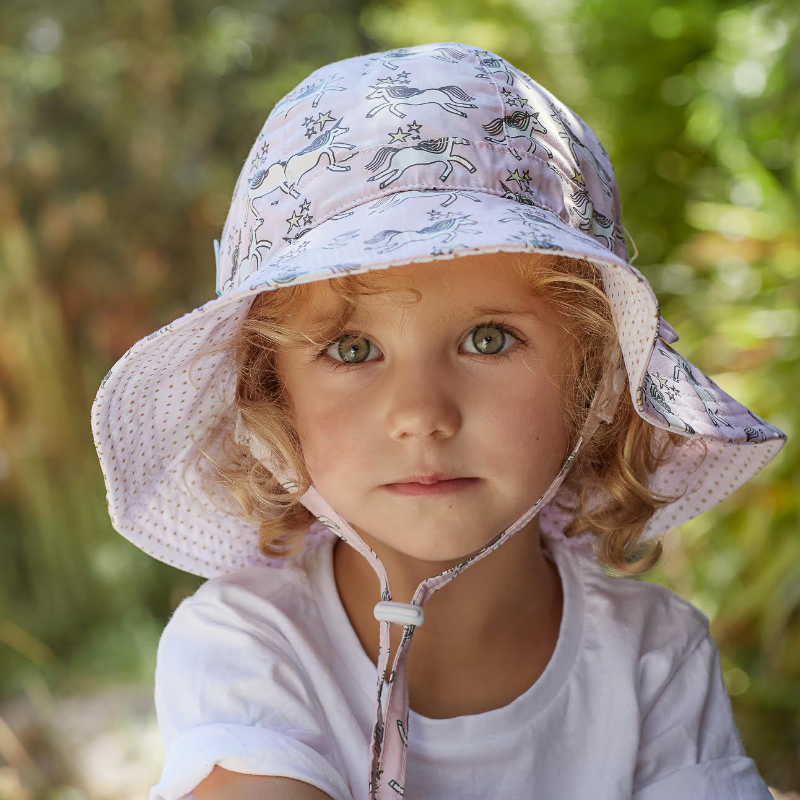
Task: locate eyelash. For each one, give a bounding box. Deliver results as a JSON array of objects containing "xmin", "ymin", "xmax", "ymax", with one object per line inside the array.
[{"xmin": 312, "ymin": 318, "xmax": 527, "ymax": 372}]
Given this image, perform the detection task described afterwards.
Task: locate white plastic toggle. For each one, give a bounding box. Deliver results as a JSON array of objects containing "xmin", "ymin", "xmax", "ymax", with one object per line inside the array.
[{"xmin": 374, "ymin": 601, "xmax": 425, "ymax": 627}]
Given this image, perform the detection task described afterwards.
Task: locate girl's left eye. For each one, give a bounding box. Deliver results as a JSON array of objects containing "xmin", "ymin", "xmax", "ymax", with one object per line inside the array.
[{"xmin": 312, "ymin": 320, "xmax": 526, "ymax": 371}]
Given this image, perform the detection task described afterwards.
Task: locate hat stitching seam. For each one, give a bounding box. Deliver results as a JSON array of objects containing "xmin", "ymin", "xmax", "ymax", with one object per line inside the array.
[{"xmin": 476, "ymin": 47, "xmax": 596, "ymax": 198}]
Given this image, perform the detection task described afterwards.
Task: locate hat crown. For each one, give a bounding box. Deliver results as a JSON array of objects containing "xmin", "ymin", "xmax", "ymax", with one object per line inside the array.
[{"xmin": 215, "ymin": 42, "xmax": 626, "ymax": 296}]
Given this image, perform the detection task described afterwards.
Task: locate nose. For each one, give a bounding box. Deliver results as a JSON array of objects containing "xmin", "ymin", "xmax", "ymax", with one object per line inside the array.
[{"xmin": 383, "ymin": 366, "xmax": 461, "ymax": 442}]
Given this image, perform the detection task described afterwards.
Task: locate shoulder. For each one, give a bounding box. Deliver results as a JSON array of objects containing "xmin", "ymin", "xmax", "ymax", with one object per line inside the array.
[
  {"xmin": 158, "ymin": 530, "xmax": 333, "ymax": 656},
  {"xmin": 571, "ymin": 543, "xmax": 711, "ymax": 663}
]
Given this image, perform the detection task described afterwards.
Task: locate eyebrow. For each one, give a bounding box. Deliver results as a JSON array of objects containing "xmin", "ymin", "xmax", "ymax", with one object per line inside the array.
[
  {"xmin": 441, "ymin": 303, "xmax": 542, "ymax": 323},
  {"xmin": 306, "ymin": 301, "xmax": 541, "ymax": 329}
]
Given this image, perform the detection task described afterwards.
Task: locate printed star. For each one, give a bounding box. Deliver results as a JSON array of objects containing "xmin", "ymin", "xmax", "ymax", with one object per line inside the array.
[
  {"xmin": 389, "ymin": 127, "xmax": 410, "ymax": 143},
  {"xmin": 286, "ymin": 210, "xmax": 303, "ymax": 229},
  {"xmin": 500, "ymin": 87, "xmax": 513, "ymax": 101},
  {"xmin": 304, "ymin": 214, "xmax": 313, "ymax": 225},
  {"xmin": 316, "ymin": 110, "xmax": 335, "ymax": 128},
  {"xmin": 407, "ymin": 120, "xmax": 422, "ymax": 134},
  {"xmin": 571, "ymin": 170, "xmax": 586, "ymax": 187},
  {"xmin": 397, "ymin": 70, "xmax": 411, "ymax": 80},
  {"xmin": 299, "ymin": 199, "xmax": 311, "ymax": 213},
  {"xmin": 303, "ymin": 116, "xmax": 316, "ymax": 128},
  {"xmin": 427, "ymin": 210, "xmax": 444, "ymax": 219},
  {"xmin": 521, "ymin": 169, "xmax": 532, "ymax": 182},
  {"xmin": 506, "ymin": 168, "xmax": 526, "ymax": 187},
  {"xmin": 654, "ymin": 373, "xmax": 668, "ymax": 388},
  {"xmin": 376, "ymin": 76, "xmax": 395, "ymax": 85}
]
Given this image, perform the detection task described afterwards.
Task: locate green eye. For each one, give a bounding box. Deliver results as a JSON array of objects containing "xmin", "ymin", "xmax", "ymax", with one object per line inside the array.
[
  {"xmin": 336, "ymin": 335, "xmax": 373, "ymax": 364},
  {"xmin": 316, "ymin": 319, "xmax": 524, "ymax": 371},
  {"xmin": 471, "ymin": 325, "xmax": 507, "ymax": 355}
]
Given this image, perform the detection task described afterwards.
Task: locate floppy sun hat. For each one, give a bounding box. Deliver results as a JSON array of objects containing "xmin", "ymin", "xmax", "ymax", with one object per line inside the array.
[{"xmin": 91, "ymin": 42, "xmax": 786, "ymax": 799}]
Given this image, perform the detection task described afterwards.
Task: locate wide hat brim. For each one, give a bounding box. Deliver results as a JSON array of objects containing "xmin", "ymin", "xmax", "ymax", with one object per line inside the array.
[{"xmin": 91, "ymin": 190, "xmax": 786, "ymax": 578}]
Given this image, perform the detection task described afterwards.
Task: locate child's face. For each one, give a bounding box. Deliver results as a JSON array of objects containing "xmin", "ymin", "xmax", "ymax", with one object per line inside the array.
[{"xmin": 274, "ymin": 253, "xmax": 572, "ymax": 563}]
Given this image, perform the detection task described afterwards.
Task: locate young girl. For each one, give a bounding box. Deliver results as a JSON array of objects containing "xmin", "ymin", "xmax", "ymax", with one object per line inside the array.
[{"xmin": 91, "ymin": 42, "xmax": 786, "ymax": 800}]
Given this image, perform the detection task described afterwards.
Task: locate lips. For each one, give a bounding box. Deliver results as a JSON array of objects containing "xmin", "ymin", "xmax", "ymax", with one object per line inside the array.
[
  {"xmin": 388, "ymin": 473, "xmax": 463, "ymax": 485},
  {"xmin": 382, "ymin": 477, "xmax": 480, "ymax": 496}
]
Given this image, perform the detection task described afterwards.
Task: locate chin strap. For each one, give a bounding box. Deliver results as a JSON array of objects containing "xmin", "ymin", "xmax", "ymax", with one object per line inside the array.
[{"xmin": 597, "ymin": 357, "xmax": 627, "ymax": 425}]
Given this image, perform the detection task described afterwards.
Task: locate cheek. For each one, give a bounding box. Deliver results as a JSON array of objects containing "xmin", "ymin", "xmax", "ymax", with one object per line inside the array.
[
  {"xmin": 292, "ymin": 394, "xmax": 363, "ymax": 476},
  {"xmin": 475, "ymin": 381, "xmax": 569, "ymax": 476}
]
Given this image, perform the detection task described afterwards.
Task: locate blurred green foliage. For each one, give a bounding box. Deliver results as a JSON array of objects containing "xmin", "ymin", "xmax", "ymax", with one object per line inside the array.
[{"xmin": 0, "ymin": 0, "xmax": 798, "ymax": 793}]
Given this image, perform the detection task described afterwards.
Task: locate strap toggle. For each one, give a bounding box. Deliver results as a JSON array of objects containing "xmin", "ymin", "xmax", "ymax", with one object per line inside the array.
[{"xmin": 374, "ymin": 601, "xmax": 425, "ymax": 627}]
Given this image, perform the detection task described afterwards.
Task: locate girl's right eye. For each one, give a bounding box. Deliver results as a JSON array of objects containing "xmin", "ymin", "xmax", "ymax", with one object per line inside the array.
[{"xmin": 315, "ymin": 333, "xmax": 380, "ymax": 370}]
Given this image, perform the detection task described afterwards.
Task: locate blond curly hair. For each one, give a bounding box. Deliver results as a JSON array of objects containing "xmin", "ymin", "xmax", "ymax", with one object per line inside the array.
[{"xmin": 186, "ymin": 251, "xmax": 691, "ymax": 576}]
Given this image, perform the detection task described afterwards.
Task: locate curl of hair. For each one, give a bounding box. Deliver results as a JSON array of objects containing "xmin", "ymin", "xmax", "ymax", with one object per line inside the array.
[{"xmin": 186, "ymin": 251, "xmax": 692, "ymax": 576}]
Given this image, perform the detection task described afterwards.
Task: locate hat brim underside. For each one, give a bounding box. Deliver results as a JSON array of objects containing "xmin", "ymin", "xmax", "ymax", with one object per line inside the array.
[{"xmin": 90, "ymin": 191, "xmax": 786, "ymax": 577}]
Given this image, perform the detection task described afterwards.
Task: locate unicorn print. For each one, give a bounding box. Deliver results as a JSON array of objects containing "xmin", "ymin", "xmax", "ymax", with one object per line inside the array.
[
  {"xmin": 319, "ymin": 230, "xmax": 361, "ymax": 249},
  {"xmin": 497, "ymin": 180, "xmax": 541, "ymax": 206},
  {"xmin": 744, "ymin": 427, "xmax": 767, "ymax": 443},
  {"xmin": 498, "ymin": 205, "xmax": 563, "ymax": 231},
  {"xmin": 221, "ymin": 217, "xmax": 272, "ymax": 293},
  {"xmin": 365, "ymin": 138, "xmax": 476, "ymax": 189},
  {"xmin": 321, "ymin": 262, "xmax": 364, "ymax": 278},
  {"xmin": 657, "ymin": 347, "xmax": 734, "ymax": 429},
  {"xmin": 567, "ymin": 186, "xmax": 617, "ymax": 250},
  {"xmin": 397, "ymin": 718, "xmax": 408, "ymax": 747},
  {"xmin": 241, "ymin": 238, "xmax": 314, "ymax": 289},
  {"xmin": 247, "ymin": 119, "xmax": 355, "ymax": 214},
  {"xmin": 366, "ymin": 187, "xmax": 483, "ymax": 213},
  {"xmin": 637, "ymin": 372, "xmax": 696, "ymax": 434},
  {"xmin": 360, "ymin": 44, "xmax": 468, "ymax": 74},
  {"xmin": 508, "ymin": 229, "xmax": 562, "ymax": 251},
  {"xmin": 363, "ymin": 213, "xmax": 480, "ymax": 253},
  {"xmin": 271, "ymin": 71, "xmax": 347, "ymax": 118},
  {"xmin": 365, "ymin": 84, "xmax": 479, "ymax": 119},
  {"xmin": 474, "ymin": 54, "xmax": 519, "ymax": 86},
  {"xmin": 746, "ymin": 407, "xmax": 780, "ymax": 435},
  {"xmin": 497, "ymin": 207, "xmax": 566, "ymax": 250},
  {"xmin": 482, "ymin": 110, "xmax": 555, "ymax": 161},
  {"xmin": 549, "ymin": 102, "xmax": 615, "ymax": 200}
]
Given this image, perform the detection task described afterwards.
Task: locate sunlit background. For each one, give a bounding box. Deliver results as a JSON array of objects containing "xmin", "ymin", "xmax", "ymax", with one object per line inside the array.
[{"xmin": 1, "ymin": 1, "xmax": 798, "ymax": 798}]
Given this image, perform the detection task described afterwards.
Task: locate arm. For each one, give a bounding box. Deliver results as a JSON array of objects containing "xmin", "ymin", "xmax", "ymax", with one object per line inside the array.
[
  {"xmin": 632, "ymin": 632, "xmax": 772, "ymax": 798},
  {"xmin": 194, "ymin": 765, "xmax": 334, "ymax": 800},
  {"xmin": 151, "ymin": 590, "xmax": 353, "ymax": 800}
]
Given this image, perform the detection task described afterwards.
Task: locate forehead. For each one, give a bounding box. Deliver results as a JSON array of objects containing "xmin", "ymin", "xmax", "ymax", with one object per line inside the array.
[{"xmin": 296, "ymin": 252, "xmax": 553, "ymax": 322}]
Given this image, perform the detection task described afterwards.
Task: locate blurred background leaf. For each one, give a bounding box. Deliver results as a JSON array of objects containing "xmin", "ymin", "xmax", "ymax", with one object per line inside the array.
[{"xmin": 0, "ymin": 0, "xmax": 798, "ymax": 797}]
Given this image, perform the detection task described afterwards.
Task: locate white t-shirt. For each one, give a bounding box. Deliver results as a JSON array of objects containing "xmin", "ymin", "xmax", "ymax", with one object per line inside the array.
[{"xmin": 150, "ymin": 525, "xmax": 772, "ymax": 800}]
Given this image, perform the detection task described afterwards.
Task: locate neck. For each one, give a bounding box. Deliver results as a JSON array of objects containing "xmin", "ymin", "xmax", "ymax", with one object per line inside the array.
[{"xmin": 332, "ymin": 516, "xmax": 562, "ymax": 681}]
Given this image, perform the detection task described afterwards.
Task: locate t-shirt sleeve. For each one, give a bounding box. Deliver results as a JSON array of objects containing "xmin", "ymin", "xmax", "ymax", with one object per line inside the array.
[
  {"xmin": 632, "ymin": 625, "xmax": 772, "ymax": 799},
  {"xmin": 149, "ymin": 584, "xmax": 354, "ymax": 800}
]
